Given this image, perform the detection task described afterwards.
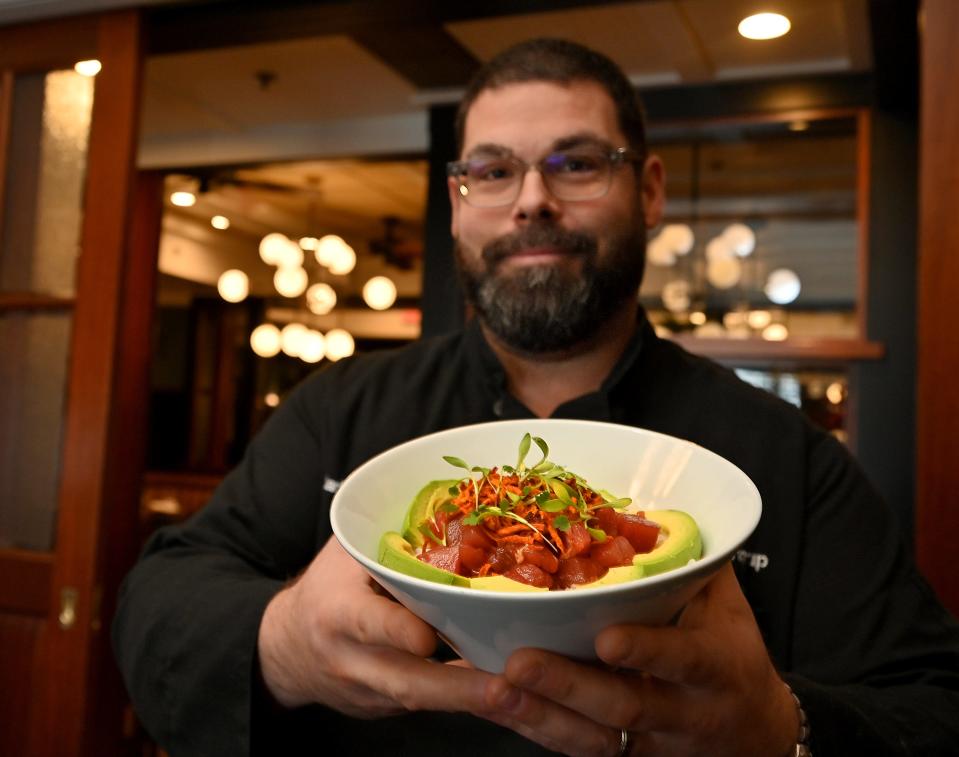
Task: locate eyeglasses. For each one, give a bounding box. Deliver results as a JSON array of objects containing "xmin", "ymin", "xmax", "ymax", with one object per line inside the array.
[{"xmin": 447, "ymin": 145, "xmax": 642, "ymax": 208}]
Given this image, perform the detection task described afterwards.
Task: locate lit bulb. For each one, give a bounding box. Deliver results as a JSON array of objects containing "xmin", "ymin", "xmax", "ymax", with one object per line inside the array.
[
  {"xmin": 662, "ymin": 280, "xmax": 691, "ymax": 313},
  {"xmin": 170, "ymin": 191, "xmax": 196, "ymax": 207},
  {"xmin": 74, "ymin": 59, "xmax": 102, "ymax": 77},
  {"xmin": 274, "ymin": 267, "xmax": 308, "ymax": 298},
  {"xmin": 738, "ymin": 13, "xmax": 791, "ymax": 40},
  {"xmin": 315, "ymin": 235, "xmax": 348, "ymax": 267},
  {"xmin": 706, "ymin": 256, "xmax": 742, "ymax": 289},
  {"xmin": 250, "ymin": 324, "xmax": 281, "ymax": 358},
  {"xmin": 280, "ymin": 323, "xmax": 309, "ymax": 357},
  {"xmin": 362, "ymin": 276, "xmax": 397, "ymax": 310},
  {"xmin": 762, "ymin": 324, "xmax": 790, "ymax": 341},
  {"xmin": 327, "ymin": 243, "xmax": 357, "ymax": 276},
  {"xmin": 661, "ymin": 224, "xmax": 695, "ymax": 255},
  {"xmin": 765, "ymin": 269, "xmax": 802, "ymax": 305},
  {"xmin": 826, "ymin": 382, "xmax": 845, "ymax": 405},
  {"xmin": 299, "ymin": 330, "xmax": 326, "ymax": 364},
  {"xmin": 217, "ymin": 269, "xmax": 249, "ymax": 303},
  {"xmin": 689, "ymin": 311, "xmax": 707, "ymax": 326},
  {"xmin": 265, "ymin": 392, "xmax": 280, "ymax": 407},
  {"xmin": 721, "ymin": 223, "xmax": 756, "ymax": 257},
  {"xmin": 211, "ymin": 215, "xmax": 230, "ymax": 230},
  {"xmin": 325, "ymin": 328, "xmax": 355, "ymax": 361},
  {"xmin": 259, "ymin": 233, "xmax": 297, "ymax": 266},
  {"xmin": 299, "ymin": 237, "xmax": 319, "ymax": 251},
  {"xmin": 747, "ymin": 310, "xmax": 773, "ymax": 330},
  {"xmin": 306, "ymin": 283, "xmax": 337, "ymax": 315}
]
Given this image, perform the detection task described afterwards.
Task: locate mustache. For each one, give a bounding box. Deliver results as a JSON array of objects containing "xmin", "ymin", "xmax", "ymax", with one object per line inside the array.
[{"xmin": 481, "ymin": 224, "xmax": 598, "ymax": 266}]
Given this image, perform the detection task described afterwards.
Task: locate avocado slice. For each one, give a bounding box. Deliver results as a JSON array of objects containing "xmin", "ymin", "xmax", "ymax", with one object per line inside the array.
[
  {"xmin": 470, "ymin": 575, "xmax": 548, "ymax": 592},
  {"xmin": 572, "ymin": 509, "xmax": 702, "ymax": 589},
  {"xmin": 401, "ymin": 479, "xmax": 460, "ymax": 548},
  {"xmin": 378, "ymin": 531, "xmax": 469, "ymax": 587}
]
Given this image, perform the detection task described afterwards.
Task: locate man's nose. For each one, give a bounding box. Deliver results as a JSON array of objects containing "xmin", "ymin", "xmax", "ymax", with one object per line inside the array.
[{"xmin": 511, "ymin": 168, "xmax": 562, "ymax": 223}]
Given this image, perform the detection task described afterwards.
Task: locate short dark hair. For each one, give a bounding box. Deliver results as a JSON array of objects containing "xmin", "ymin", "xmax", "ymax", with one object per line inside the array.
[{"xmin": 454, "ymin": 38, "xmax": 648, "ymax": 157}]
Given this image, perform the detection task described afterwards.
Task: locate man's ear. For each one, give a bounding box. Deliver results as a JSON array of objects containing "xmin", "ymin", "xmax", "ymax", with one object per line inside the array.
[
  {"xmin": 640, "ymin": 155, "xmax": 666, "ymax": 229},
  {"xmin": 448, "ymin": 176, "xmax": 462, "ymax": 238}
]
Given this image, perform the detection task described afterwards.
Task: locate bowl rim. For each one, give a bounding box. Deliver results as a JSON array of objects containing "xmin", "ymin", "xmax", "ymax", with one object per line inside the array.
[{"xmin": 330, "ymin": 419, "xmax": 762, "ymax": 600}]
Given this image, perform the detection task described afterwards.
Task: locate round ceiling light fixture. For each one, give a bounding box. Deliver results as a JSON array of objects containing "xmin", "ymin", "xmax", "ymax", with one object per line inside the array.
[
  {"xmin": 274, "ymin": 266, "xmax": 308, "ymax": 298},
  {"xmin": 325, "ymin": 328, "xmax": 355, "ymax": 361},
  {"xmin": 74, "ymin": 59, "xmax": 102, "ymax": 77},
  {"xmin": 250, "ymin": 324, "xmax": 281, "ymax": 358},
  {"xmin": 217, "ymin": 269, "xmax": 249, "ymax": 303},
  {"xmin": 299, "ymin": 330, "xmax": 326, "ymax": 364},
  {"xmin": 738, "ymin": 12, "xmax": 791, "ymax": 40},
  {"xmin": 280, "ymin": 323, "xmax": 309, "ymax": 357},
  {"xmin": 764, "ymin": 268, "xmax": 802, "ymax": 305},
  {"xmin": 362, "ymin": 276, "xmax": 397, "ymax": 310},
  {"xmin": 306, "ymin": 283, "xmax": 337, "ymax": 315}
]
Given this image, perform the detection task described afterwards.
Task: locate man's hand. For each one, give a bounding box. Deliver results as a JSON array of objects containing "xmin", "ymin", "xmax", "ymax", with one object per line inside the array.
[
  {"xmin": 481, "ymin": 563, "xmax": 799, "ymax": 756},
  {"xmin": 257, "ymin": 537, "xmax": 492, "ymax": 718}
]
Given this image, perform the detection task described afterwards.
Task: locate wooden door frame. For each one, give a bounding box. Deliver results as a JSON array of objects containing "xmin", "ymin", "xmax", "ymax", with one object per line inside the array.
[
  {"xmin": 0, "ymin": 9, "xmax": 153, "ymax": 756},
  {"xmin": 916, "ymin": 0, "xmax": 959, "ymax": 615}
]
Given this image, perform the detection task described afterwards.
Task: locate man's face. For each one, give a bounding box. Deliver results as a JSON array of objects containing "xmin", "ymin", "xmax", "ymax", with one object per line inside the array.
[{"xmin": 449, "ymin": 79, "xmax": 665, "ymax": 354}]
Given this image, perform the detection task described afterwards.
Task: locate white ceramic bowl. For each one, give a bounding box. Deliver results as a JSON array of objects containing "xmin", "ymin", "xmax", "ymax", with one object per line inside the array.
[{"xmin": 330, "ymin": 419, "xmax": 761, "ymax": 673}]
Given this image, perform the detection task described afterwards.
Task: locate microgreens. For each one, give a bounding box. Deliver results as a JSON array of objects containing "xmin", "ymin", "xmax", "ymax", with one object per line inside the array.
[{"xmin": 441, "ymin": 433, "xmax": 631, "ymax": 556}]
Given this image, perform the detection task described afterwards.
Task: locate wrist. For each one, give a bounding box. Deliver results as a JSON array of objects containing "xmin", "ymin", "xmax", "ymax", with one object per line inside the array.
[{"xmin": 257, "ymin": 586, "xmax": 310, "ymax": 709}]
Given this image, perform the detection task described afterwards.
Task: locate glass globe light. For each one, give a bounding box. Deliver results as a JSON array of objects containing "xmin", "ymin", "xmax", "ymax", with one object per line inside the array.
[
  {"xmin": 280, "ymin": 323, "xmax": 309, "ymax": 357},
  {"xmin": 362, "ymin": 276, "xmax": 397, "ymax": 310},
  {"xmin": 250, "ymin": 324, "xmax": 281, "ymax": 357},
  {"xmin": 325, "ymin": 328, "xmax": 355, "ymax": 361},
  {"xmin": 706, "ymin": 256, "xmax": 742, "ymax": 289},
  {"xmin": 299, "ymin": 330, "xmax": 326, "ymax": 364},
  {"xmin": 327, "ymin": 242, "xmax": 357, "ymax": 276},
  {"xmin": 765, "ymin": 269, "xmax": 802, "ymax": 305},
  {"xmin": 315, "ymin": 235, "xmax": 347, "ymax": 267},
  {"xmin": 306, "ymin": 283, "xmax": 337, "ymax": 315},
  {"xmin": 260, "ymin": 233, "xmax": 295, "ymax": 265},
  {"xmin": 274, "ymin": 266, "xmax": 308, "ymax": 298},
  {"xmin": 722, "ymin": 223, "xmax": 756, "ymax": 257},
  {"xmin": 217, "ymin": 269, "xmax": 249, "ymax": 303}
]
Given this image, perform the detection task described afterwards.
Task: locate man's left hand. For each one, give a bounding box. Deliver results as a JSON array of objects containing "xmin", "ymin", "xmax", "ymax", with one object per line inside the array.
[{"xmin": 480, "ymin": 563, "xmax": 799, "ymax": 756}]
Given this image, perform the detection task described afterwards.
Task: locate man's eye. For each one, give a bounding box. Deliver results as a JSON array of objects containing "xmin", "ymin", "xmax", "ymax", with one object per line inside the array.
[
  {"xmin": 554, "ymin": 153, "xmax": 603, "ymax": 174},
  {"xmin": 469, "ymin": 161, "xmax": 515, "ymax": 182}
]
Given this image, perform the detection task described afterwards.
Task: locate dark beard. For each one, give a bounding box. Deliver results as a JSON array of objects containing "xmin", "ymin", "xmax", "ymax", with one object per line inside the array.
[{"xmin": 456, "ymin": 223, "xmax": 646, "ymax": 354}]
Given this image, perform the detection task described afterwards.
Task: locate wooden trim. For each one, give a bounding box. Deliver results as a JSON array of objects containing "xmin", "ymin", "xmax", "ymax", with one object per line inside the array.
[
  {"xmin": 28, "ymin": 10, "xmax": 144, "ymax": 757},
  {"xmin": 855, "ymin": 109, "xmax": 872, "ymax": 340},
  {"xmin": 0, "ymin": 15, "xmax": 98, "ymax": 73},
  {"xmin": 0, "ymin": 550, "xmax": 52, "ymax": 616},
  {"xmin": 0, "ymin": 69, "xmax": 12, "ymax": 241},
  {"xmin": 916, "ymin": 0, "xmax": 959, "ymax": 616},
  {"xmin": 650, "ymin": 106, "xmax": 862, "ymax": 134},
  {"xmin": 0, "ymin": 292, "xmax": 75, "ymax": 311},
  {"xmin": 669, "ymin": 336, "xmax": 885, "ymax": 363}
]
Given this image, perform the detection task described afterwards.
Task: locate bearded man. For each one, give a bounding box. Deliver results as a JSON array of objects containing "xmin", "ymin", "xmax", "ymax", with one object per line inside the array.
[{"xmin": 114, "ymin": 39, "xmax": 959, "ymax": 757}]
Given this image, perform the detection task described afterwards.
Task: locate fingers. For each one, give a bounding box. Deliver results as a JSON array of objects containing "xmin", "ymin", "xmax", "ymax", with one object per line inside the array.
[
  {"xmin": 346, "ymin": 646, "xmax": 494, "ymax": 714},
  {"xmin": 341, "ymin": 591, "xmax": 438, "ymax": 657},
  {"xmin": 482, "ymin": 675, "xmax": 622, "ymax": 757},
  {"xmin": 499, "ymin": 649, "xmax": 693, "ymax": 733}
]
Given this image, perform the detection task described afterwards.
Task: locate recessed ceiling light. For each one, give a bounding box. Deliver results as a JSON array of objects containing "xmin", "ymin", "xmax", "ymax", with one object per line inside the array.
[
  {"xmin": 738, "ymin": 12, "xmax": 791, "ymax": 40},
  {"xmin": 170, "ymin": 191, "xmax": 196, "ymax": 207},
  {"xmin": 74, "ymin": 59, "xmax": 101, "ymax": 77}
]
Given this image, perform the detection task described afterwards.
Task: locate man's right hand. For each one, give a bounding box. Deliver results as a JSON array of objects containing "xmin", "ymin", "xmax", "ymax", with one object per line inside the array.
[{"xmin": 257, "ymin": 537, "xmax": 493, "ymax": 718}]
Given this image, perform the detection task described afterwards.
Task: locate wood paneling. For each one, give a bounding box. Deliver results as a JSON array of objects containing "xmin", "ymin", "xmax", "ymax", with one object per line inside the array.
[
  {"xmin": 0, "ymin": 614, "xmax": 43, "ymax": 757},
  {"xmin": 0, "ymin": 15, "xmax": 97, "ymax": 72},
  {"xmin": 916, "ymin": 0, "xmax": 959, "ymax": 615},
  {"xmin": 0, "ymin": 549, "xmax": 52, "ymax": 615}
]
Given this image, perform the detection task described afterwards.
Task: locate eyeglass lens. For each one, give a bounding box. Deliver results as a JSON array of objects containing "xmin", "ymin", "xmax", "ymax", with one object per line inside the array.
[{"xmin": 460, "ymin": 149, "xmax": 614, "ymax": 207}]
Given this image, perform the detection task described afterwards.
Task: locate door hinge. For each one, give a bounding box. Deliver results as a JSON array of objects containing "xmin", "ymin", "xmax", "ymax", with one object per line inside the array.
[{"xmin": 58, "ymin": 586, "xmax": 79, "ymax": 629}]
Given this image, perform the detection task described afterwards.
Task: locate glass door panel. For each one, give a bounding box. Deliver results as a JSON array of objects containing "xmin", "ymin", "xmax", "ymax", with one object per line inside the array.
[
  {"xmin": 0, "ymin": 311, "xmax": 72, "ymax": 550},
  {"xmin": 0, "ymin": 69, "xmax": 94, "ymax": 296}
]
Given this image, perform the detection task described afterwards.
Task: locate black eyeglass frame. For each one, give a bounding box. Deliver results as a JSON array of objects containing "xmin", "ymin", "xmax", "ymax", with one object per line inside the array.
[{"xmin": 446, "ymin": 145, "xmax": 644, "ymax": 208}]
